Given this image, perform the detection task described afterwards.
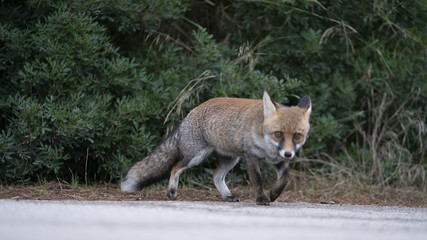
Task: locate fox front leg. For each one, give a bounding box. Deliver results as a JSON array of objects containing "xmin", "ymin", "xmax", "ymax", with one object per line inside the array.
[
  {"xmin": 246, "ymin": 157, "xmax": 270, "ymax": 205},
  {"xmin": 269, "ymin": 161, "xmax": 290, "ymax": 202}
]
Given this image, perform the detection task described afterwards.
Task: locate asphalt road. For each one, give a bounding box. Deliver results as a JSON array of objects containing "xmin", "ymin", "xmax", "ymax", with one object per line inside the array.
[{"xmin": 0, "ymin": 199, "xmax": 426, "ymax": 240}]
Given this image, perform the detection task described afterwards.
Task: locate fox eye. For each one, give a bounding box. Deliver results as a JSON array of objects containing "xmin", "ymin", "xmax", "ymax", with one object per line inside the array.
[
  {"xmin": 294, "ymin": 133, "xmax": 303, "ymax": 140},
  {"xmin": 274, "ymin": 131, "xmax": 283, "ymax": 138}
]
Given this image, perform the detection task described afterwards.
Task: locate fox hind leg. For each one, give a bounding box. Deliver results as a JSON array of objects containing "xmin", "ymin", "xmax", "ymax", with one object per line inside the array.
[
  {"xmin": 166, "ymin": 163, "xmax": 188, "ymax": 200},
  {"xmin": 166, "ymin": 147, "xmax": 214, "ymax": 200},
  {"xmin": 214, "ymin": 155, "xmax": 240, "ymax": 202}
]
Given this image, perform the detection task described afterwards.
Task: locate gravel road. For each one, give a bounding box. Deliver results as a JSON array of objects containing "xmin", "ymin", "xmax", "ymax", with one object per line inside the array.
[{"xmin": 1, "ymin": 200, "xmax": 426, "ymax": 240}]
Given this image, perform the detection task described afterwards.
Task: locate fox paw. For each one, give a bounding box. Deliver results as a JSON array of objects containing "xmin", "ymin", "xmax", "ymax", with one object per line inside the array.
[
  {"xmin": 256, "ymin": 195, "xmax": 270, "ymax": 205},
  {"xmin": 166, "ymin": 191, "xmax": 177, "ymax": 200},
  {"xmin": 224, "ymin": 195, "xmax": 240, "ymax": 202}
]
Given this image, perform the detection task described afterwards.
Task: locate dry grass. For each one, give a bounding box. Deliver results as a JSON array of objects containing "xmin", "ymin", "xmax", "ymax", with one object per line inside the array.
[
  {"xmin": 278, "ymin": 171, "xmax": 426, "ymax": 207},
  {"xmin": 1, "ymin": 176, "xmax": 425, "ymax": 208}
]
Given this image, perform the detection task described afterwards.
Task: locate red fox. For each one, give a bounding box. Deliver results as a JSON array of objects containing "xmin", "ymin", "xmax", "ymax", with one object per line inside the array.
[{"xmin": 121, "ymin": 91, "xmax": 311, "ymax": 205}]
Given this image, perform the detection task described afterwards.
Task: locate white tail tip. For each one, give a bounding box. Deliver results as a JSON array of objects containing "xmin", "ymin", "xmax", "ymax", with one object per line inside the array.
[{"xmin": 121, "ymin": 179, "xmax": 138, "ymax": 193}]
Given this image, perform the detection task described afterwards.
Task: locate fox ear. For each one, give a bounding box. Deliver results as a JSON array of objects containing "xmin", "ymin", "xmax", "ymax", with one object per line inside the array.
[
  {"xmin": 297, "ymin": 96, "xmax": 312, "ymax": 115},
  {"xmin": 263, "ymin": 91, "xmax": 277, "ymax": 120}
]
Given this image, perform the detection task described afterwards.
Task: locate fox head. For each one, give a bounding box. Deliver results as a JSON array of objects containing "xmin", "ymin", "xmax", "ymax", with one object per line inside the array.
[{"xmin": 262, "ymin": 91, "xmax": 311, "ymax": 160}]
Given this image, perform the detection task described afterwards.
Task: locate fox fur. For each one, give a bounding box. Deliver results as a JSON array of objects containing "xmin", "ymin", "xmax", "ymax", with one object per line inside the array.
[{"xmin": 121, "ymin": 91, "xmax": 311, "ymax": 205}]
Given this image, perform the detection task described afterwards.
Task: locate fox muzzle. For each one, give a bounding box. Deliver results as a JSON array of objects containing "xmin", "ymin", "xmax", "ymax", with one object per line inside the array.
[{"xmin": 279, "ymin": 149, "xmax": 295, "ymax": 159}]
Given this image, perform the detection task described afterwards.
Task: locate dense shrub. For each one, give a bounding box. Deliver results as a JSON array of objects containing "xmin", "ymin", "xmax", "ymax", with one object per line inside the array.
[{"xmin": 1, "ymin": 0, "xmax": 425, "ymax": 189}]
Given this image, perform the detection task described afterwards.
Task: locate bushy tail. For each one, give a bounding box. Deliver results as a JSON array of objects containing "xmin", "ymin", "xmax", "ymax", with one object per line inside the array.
[{"xmin": 121, "ymin": 127, "xmax": 181, "ymax": 193}]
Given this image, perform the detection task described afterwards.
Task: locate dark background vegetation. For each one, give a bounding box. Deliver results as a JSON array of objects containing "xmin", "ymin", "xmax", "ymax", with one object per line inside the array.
[{"xmin": 1, "ymin": 0, "xmax": 425, "ymax": 191}]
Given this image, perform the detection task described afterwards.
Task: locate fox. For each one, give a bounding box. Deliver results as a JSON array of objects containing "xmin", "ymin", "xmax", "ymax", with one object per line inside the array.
[{"xmin": 121, "ymin": 91, "xmax": 311, "ymax": 205}]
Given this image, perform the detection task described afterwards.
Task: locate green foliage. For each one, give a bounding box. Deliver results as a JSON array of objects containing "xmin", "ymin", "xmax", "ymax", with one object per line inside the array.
[
  {"xmin": 0, "ymin": 1, "xmax": 155, "ymax": 182},
  {"xmin": 1, "ymin": 0, "xmax": 425, "ymax": 189}
]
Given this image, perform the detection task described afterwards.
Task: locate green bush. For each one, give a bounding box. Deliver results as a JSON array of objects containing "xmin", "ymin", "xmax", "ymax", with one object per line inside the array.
[
  {"xmin": 0, "ymin": 1, "xmax": 157, "ymax": 182},
  {"xmin": 1, "ymin": 0, "xmax": 425, "ymax": 189}
]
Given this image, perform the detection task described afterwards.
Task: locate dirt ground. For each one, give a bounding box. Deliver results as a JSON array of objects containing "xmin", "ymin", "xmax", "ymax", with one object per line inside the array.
[{"xmin": 1, "ymin": 180, "xmax": 425, "ymax": 208}]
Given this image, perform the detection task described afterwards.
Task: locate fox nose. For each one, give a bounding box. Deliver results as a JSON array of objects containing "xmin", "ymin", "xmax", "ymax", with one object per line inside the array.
[{"xmin": 279, "ymin": 150, "xmax": 294, "ymax": 158}]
